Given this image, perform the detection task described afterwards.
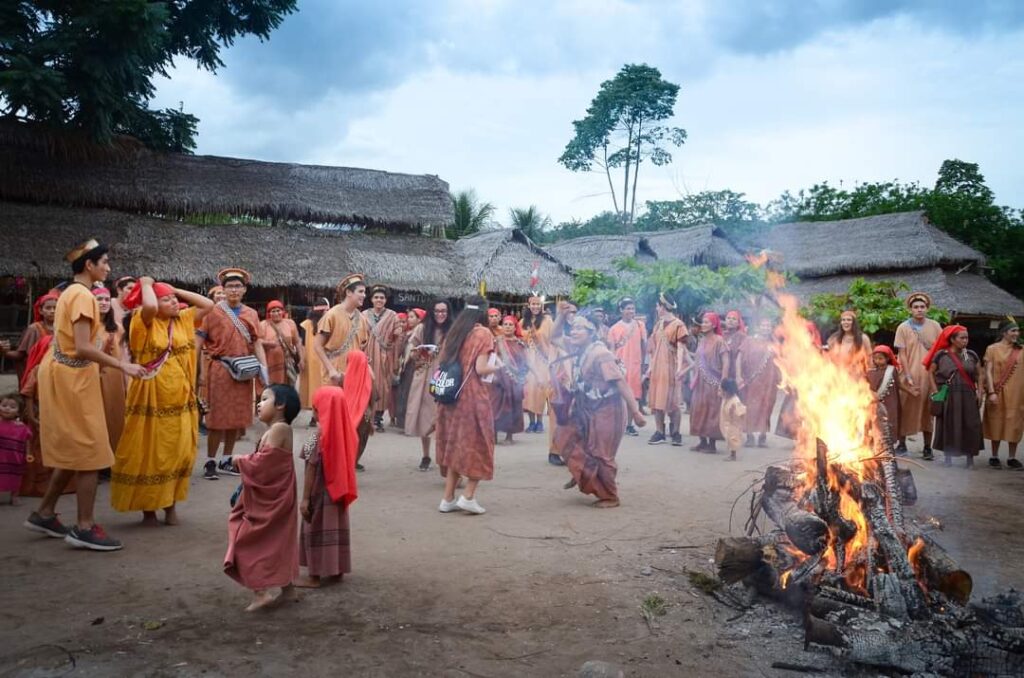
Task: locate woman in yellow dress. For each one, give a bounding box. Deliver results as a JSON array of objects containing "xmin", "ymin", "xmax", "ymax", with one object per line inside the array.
[{"xmin": 110, "ymin": 277, "xmax": 214, "ymax": 526}]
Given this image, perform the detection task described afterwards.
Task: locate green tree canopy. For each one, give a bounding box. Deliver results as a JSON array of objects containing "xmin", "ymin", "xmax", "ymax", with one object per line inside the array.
[
  {"xmin": 635, "ymin": 190, "xmax": 761, "ymax": 232},
  {"xmin": 558, "ymin": 64, "xmax": 686, "ymax": 230},
  {"xmin": 508, "ymin": 205, "xmax": 551, "ymax": 242},
  {"xmin": 0, "ymin": 0, "xmax": 296, "ymax": 151},
  {"xmin": 806, "ymin": 279, "xmax": 950, "ymax": 335}
]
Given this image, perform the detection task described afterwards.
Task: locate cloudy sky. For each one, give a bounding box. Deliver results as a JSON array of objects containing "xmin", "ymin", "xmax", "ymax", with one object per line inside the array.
[{"xmin": 152, "ymin": 0, "xmax": 1024, "ymax": 225}]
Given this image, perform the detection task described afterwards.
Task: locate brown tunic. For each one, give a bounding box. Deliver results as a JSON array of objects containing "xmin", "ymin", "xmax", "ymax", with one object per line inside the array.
[
  {"xmin": 647, "ymin": 317, "xmax": 687, "ymax": 412},
  {"xmin": 982, "ymin": 342, "xmax": 1024, "ymax": 443},
  {"xmin": 362, "ymin": 308, "xmax": 401, "ymax": 413},
  {"xmin": 690, "ymin": 333, "xmax": 727, "ymax": 439},
  {"xmin": 932, "ymin": 350, "xmax": 983, "ymax": 457},
  {"xmin": 867, "ymin": 366, "xmax": 901, "ymax": 442},
  {"xmin": 738, "ymin": 335, "xmax": 779, "ymax": 434},
  {"xmin": 259, "ymin": 318, "xmax": 300, "ymax": 386},
  {"xmin": 435, "ymin": 326, "xmax": 496, "ymax": 480},
  {"xmin": 552, "ymin": 344, "xmax": 626, "ymax": 501},
  {"xmin": 895, "ymin": 318, "xmax": 942, "ymax": 436},
  {"xmin": 724, "ymin": 331, "xmax": 747, "ymax": 380},
  {"xmin": 404, "ymin": 324, "xmax": 445, "ymax": 438},
  {"xmin": 203, "ymin": 303, "xmax": 260, "ymax": 431},
  {"xmin": 491, "ymin": 336, "xmax": 527, "ymax": 434}
]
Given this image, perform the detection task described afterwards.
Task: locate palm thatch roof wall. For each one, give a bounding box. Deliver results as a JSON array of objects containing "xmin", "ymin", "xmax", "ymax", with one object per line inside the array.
[
  {"xmin": 762, "ymin": 211, "xmax": 986, "ymax": 278},
  {"xmin": 1, "ymin": 122, "xmax": 453, "ymax": 229},
  {"xmin": 544, "ymin": 235, "xmax": 657, "ymax": 274},
  {"xmin": 543, "ymin": 226, "xmax": 742, "ymax": 273},
  {"xmin": 0, "ymin": 202, "xmax": 467, "ymax": 296},
  {"xmin": 454, "ymin": 229, "xmax": 574, "ymax": 296},
  {"xmin": 786, "ymin": 267, "xmax": 1024, "ymax": 318}
]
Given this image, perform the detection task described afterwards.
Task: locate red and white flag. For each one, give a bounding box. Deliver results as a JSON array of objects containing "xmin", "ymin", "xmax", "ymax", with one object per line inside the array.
[{"xmin": 529, "ymin": 261, "xmax": 540, "ymax": 289}]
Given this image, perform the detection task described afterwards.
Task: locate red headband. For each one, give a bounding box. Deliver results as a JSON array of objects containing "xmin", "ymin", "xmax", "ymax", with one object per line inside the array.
[
  {"xmin": 92, "ymin": 287, "xmax": 111, "ymax": 298},
  {"xmin": 922, "ymin": 325, "xmax": 967, "ymax": 369},
  {"xmin": 704, "ymin": 312, "xmax": 723, "ymax": 335},
  {"xmin": 726, "ymin": 310, "xmax": 746, "ymax": 333},
  {"xmin": 411, "ymin": 308, "xmax": 427, "ymax": 321},
  {"xmin": 872, "ymin": 345, "xmax": 901, "ymax": 370},
  {"xmin": 122, "ymin": 281, "xmax": 175, "ymax": 310},
  {"xmin": 266, "ymin": 300, "xmax": 285, "ymax": 318},
  {"xmin": 33, "ymin": 292, "xmax": 60, "ymax": 323},
  {"xmin": 502, "ymin": 315, "xmax": 523, "ymax": 338}
]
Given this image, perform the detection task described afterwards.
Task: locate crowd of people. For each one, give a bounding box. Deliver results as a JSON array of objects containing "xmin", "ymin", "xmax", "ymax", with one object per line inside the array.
[{"xmin": 1, "ymin": 238, "xmax": 1022, "ymax": 607}]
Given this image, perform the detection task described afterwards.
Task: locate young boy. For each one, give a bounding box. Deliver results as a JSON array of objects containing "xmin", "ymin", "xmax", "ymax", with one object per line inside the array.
[
  {"xmin": 224, "ymin": 384, "xmax": 301, "ymax": 611},
  {"xmin": 719, "ymin": 379, "xmax": 747, "ymax": 461},
  {"xmin": 0, "ymin": 393, "xmax": 31, "ymax": 504}
]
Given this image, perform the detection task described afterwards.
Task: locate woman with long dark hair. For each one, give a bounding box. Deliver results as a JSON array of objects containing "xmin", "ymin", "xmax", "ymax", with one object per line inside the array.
[
  {"xmin": 405, "ymin": 300, "xmax": 453, "ymax": 471},
  {"xmin": 827, "ymin": 310, "xmax": 872, "ymax": 377},
  {"xmin": 93, "ymin": 286, "xmax": 126, "ymax": 454},
  {"xmin": 521, "ymin": 295, "xmax": 553, "ymax": 433},
  {"xmin": 436, "ymin": 296, "xmax": 501, "ymax": 514}
]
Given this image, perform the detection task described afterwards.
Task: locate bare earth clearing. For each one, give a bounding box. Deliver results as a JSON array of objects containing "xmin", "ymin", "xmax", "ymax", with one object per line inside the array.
[{"xmin": 2, "ymin": 407, "xmax": 1022, "ymax": 677}]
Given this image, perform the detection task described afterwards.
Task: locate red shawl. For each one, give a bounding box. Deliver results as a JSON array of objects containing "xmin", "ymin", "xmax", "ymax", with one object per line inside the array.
[
  {"xmin": 312, "ymin": 386, "xmax": 359, "ymax": 507},
  {"xmin": 20, "ymin": 335, "xmax": 53, "ymax": 393},
  {"xmin": 922, "ymin": 325, "xmax": 967, "ymax": 369},
  {"xmin": 344, "ymin": 350, "xmax": 373, "ymax": 423}
]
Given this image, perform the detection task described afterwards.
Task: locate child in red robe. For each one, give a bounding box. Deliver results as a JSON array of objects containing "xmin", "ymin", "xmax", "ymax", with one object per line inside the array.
[{"xmin": 224, "ymin": 384, "xmax": 300, "ymax": 611}]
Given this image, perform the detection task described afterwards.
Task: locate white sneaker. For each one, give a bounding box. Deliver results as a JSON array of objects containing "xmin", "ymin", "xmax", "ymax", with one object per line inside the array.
[
  {"xmin": 438, "ymin": 498, "xmax": 460, "ymax": 513},
  {"xmin": 456, "ymin": 496, "xmax": 486, "ymax": 515}
]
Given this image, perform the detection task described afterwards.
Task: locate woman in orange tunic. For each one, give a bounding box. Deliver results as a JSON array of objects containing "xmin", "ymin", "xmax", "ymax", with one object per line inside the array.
[
  {"xmin": 259, "ymin": 300, "xmax": 302, "ymax": 387},
  {"xmin": 93, "ymin": 286, "xmax": 126, "ymax": 454},
  {"xmin": 607, "ymin": 297, "xmax": 647, "ymax": 437},
  {"xmin": 522, "ymin": 296, "xmax": 553, "ymax": 434},
  {"xmin": 3, "ymin": 292, "xmax": 59, "ymax": 497},
  {"xmin": 435, "ymin": 297, "xmax": 500, "ymax": 515},
  {"xmin": 690, "ymin": 311, "xmax": 730, "ymax": 452},
  {"xmin": 737, "ymin": 318, "xmax": 780, "ymax": 448},
  {"xmin": 646, "ymin": 294, "xmax": 688, "ymax": 446},
  {"xmin": 827, "ymin": 310, "xmax": 872, "ymax": 378},
  {"xmin": 298, "ymin": 299, "xmax": 329, "ymax": 411}
]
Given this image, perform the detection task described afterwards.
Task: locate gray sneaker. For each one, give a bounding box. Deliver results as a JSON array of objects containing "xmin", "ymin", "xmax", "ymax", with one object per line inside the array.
[
  {"xmin": 218, "ymin": 458, "xmax": 241, "ymax": 477},
  {"xmin": 24, "ymin": 512, "xmax": 70, "ymax": 538},
  {"xmin": 64, "ymin": 524, "xmax": 123, "ymax": 552}
]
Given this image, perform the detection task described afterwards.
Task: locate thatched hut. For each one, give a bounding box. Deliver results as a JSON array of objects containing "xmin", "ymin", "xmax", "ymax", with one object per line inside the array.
[
  {"xmin": 0, "ymin": 121, "xmax": 452, "ymax": 231},
  {"xmin": 455, "ymin": 229, "xmax": 574, "ymax": 309},
  {"xmin": 543, "ymin": 225, "xmax": 741, "ymax": 274},
  {"xmin": 762, "ymin": 211, "xmax": 1024, "ymax": 322}
]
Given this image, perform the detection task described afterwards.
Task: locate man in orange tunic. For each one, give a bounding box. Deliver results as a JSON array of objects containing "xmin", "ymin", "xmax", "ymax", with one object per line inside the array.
[
  {"xmin": 314, "ymin": 274, "xmax": 371, "ymax": 387},
  {"xmin": 24, "ymin": 240, "xmax": 147, "ymax": 551},
  {"xmin": 362, "ymin": 286, "xmax": 402, "ymax": 432},
  {"xmin": 894, "ymin": 292, "xmax": 942, "ymax": 460},
  {"xmin": 646, "ymin": 294, "xmax": 688, "ymax": 446},
  {"xmin": 201, "ymin": 268, "xmax": 268, "ymax": 480},
  {"xmin": 607, "ymin": 297, "xmax": 647, "ymax": 437}
]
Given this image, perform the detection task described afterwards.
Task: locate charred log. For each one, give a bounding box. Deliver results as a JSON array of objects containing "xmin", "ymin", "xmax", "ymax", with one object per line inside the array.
[
  {"xmin": 762, "ymin": 465, "xmax": 828, "ymax": 556},
  {"xmin": 860, "ymin": 482, "xmax": 929, "ymax": 620}
]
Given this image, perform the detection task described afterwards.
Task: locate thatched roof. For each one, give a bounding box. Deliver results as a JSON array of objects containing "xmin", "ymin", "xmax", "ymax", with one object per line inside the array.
[
  {"xmin": 454, "ymin": 229, "xmax": 574, "ymax": 296},
  {"xmin": 0, "ymin": 202, "xmax": 467, "ymax": 296},
  {"xmin": 544, "ymin": 234, "xmax": 656, "ymax": 275},
  {"xmin": 0, "ymin": 121, "xmax": 453, "ymax": 229},
  {"xmin": 638, "ymin": 226, "xmax": 746, "ymax": 268},
  {"xmin": 762, "ymin": 211, "xmax": 986, "ymax": 278},
  {"xmin": 786, "ymin": 267, "xmax": 1024, "ymax": 318},
  {"xmin": 543, "ymin": 226, "xmax": 742, "ymax": 274}
]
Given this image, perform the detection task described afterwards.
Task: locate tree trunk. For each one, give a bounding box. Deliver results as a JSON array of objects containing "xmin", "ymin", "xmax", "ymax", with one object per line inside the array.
[
  {"xmin": 602, "ymin": 144, "xmax": 619, "ymax": 215},
  {"xmin": 629, "ymin": 117, "xmax": 643, "ymax": 227},
  {"xmin": 621, "ymin": 124, "xmax": 633, "ymax": 233}
]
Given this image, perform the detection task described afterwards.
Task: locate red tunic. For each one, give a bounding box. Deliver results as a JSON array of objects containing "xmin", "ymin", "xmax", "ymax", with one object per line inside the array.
[
  {"xmin": 203, "ymin": 304, "xmax": 260, "ymax": 431},
  {"xmin": 435, "ymin": 326, "xmax": 496, "ymax": 480},
  {"xmin": 690, "ymin": 333, "xmax": 727, "ymax": 439},
  {"xmin": 738, "ymin": 336, "xmax": 779, "ymax": 434}
]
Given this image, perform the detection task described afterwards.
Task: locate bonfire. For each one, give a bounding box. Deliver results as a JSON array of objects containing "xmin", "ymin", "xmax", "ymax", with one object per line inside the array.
[{"xmin": 713, "ymin": 290, "xmax": 1024, "ymax": 676}]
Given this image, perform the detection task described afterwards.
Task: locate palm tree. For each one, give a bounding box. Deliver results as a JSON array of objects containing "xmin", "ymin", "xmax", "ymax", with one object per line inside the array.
[
  {"xmin": 449, "ymin": 190, "xmax": 496, "ymax": 239},
  {"xmin": 509, "ymin": 205, "xmax": 552, "ymax": 242}
]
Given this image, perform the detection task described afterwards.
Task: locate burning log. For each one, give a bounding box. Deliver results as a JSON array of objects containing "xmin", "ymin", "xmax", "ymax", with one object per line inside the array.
[
  {"xmin": 910, "ymin": 533, "xmax": 973, "ymax": 605},
  {"xmin": 810, "ymin": 440, "xmax": 857, "ymax": 572},
  {"xmin": 761, "ymin": 466, "xmax": 828, "ymax": 556},
  {"xmin": 859, "ymin": 482, "xmax": 928, "ymax": 620}
]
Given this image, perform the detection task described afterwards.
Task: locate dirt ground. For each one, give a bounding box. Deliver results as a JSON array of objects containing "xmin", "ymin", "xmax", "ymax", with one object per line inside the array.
[{"xmin": 2, "ymin": 402, "xmax": 1023, "ymax": 678}]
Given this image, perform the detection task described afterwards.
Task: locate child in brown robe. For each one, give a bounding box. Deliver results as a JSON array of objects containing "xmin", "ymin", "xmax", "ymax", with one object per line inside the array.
[
  {"xmin": 867, "ymin": 345, "xmax": 919, "ymax": 452},
  {"xmin": 224, "ymin": 384, "xmax": 300, "ymax": 612}
]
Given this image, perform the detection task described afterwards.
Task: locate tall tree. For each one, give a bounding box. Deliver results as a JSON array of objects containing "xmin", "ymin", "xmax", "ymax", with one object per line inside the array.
[
  {"xmin": 508, "ymin": 205, "xmax": 551, "ymax": 242},
  {"xmin": 558, "ymin": 64, "xmax": 686, "ymax": 231},
  {"xmin": 448, "ymin": 190, "xmax": 495, "ymax": 239},
  {"xmin": 0, "ymin": 1, "xmax": 296, "ymax": 151},
  {"xmin": 635, "ymin": 190, "xmax": 761, "ymax": 231}
]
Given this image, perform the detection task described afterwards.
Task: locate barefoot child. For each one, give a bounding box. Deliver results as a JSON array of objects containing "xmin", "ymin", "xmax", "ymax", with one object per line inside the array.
[
  {"xmin": 224, "ymin": 384, "xmax": 300, "ymax": 611},
  {"xmin": 0, "ymin": 393, "xmax": 32, "ymax": 504},
  {"xmin": 719, "ymin": 379, "xmax": 746, "ymax": 461},
  {"xmin": 295, "ymin": 386, "xmax": 360, "ymax": 589}
]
